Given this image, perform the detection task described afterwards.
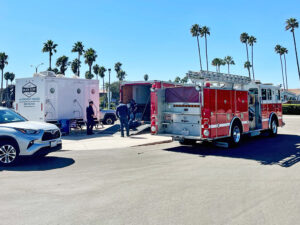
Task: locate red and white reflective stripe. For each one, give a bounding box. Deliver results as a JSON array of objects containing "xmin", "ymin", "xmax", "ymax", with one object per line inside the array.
[
  {"xmin": 201, "ymin": 121, "xmax": 248, "ymax": 129},
  {"xmin": 278, "ymin": 116, "xmax": 282, "ymax": 120},
  {"xmin": 262, "ymin": 118, "xmax": 269, "ymax": 122}
]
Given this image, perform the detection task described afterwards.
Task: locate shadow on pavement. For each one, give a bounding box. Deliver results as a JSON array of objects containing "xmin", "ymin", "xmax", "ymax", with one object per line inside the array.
[
  {"xmin": 0, "ymin": 156, "xmax": 75, "ymax": 172},
  {"xmin": 163, "ymin": 134, "xmax": 300, "ymax": 167}
]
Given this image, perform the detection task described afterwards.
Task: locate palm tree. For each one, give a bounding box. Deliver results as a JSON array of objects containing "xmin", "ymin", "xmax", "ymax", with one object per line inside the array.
[
  {"xmin": 0, "ymin": 52, "xmax": 8, "ymax": 93},
  {"xmin": 71, "ymin": 59, "xmax": 80, "ymax": 75},
  {"xmin": 144, "ymin": 74, "xmax": 149, "ymax": 81},
  {"xmin": 174, "ymin": 76, "xmax": 181, "ymax": 83},
  {"xmin": 190, "ymin": 24, "xmax": 202, "ymax": 70},
  {"xmin": 281, "ymin": 47, "xmax": 289, "ymax": 90},
  {"xmin": 212, "ymin": 58, "xmax": 219, "ymax": 72},
  {"xmin": 99, "ymin": 66, "xmax": 107, "ymax": 92},
  {"xmin": 117, "ymin": 70, "xmax": 126, "ymax": 81},
  {"xmin": 285, "ymin": 18, "xmax": 300, "ymax": 80},
  {"xmin": 211, "ymin": 58, "xmax": 223, "ymax": 72},
  {"xmin": 71, "ymin": 41, "xmax": 84, "ymax": 77},
  {"xmin": 42, "ymin": 40, "xmax": 58, "ymax": 70},
  {"xmin": 200, "ymin": 26, "xmax": 210, "ymax": 71},
  {"xmin": 85, "ymin": 71, "xmax": 94, "ymax": 79},
  {"xmin": 84, "ymin": 48, "xmax": 97, "ymax": 74},
  {"xmin": 4, "ymin": 72, "xmax": 10, "ymax": 88},
  {"xmin": 9, "ymin": 72, "xmax": 15, "ymax": 85},
  {"xmin": 275, "ymin": 45, "xmax": 286, "ymax": 89},
  {"xmin": 114, "ymin": 62, "xmax": 122, "ymax": 74},
  {"xmin": 244, "ymin": 61, "xmax": 252, "ymax": 79},
  {"xmin": 52, "ymin": 68, "xmax": 59, "ymax": 74},
  {"xmin": 93, "ymin": 64, "xmax": 100, "ymax": 80},
  {"xmin": 240, "ymin": 33, "xmax": 250, "ymax": 62},
  {"xmin": 56, "ymin": 56, "xmax": 69, "ymax": 75},
  {"xmin": 248, "ymin": 36, "xmax": 257, "ymax": 80},
  {"xmin": 224, "ymin": 56, "xmax": 235, "ymax": 74}
]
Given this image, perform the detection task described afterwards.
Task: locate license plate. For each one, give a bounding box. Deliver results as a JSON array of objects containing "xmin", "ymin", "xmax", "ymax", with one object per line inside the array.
[{"xmin": 50, "ymin": 141, "xmax": 57, "ymax": 148}]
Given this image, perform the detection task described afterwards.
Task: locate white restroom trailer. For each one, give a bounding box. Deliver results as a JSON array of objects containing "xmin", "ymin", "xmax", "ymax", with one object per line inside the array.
[{"xmin": 15, "ymin": 72, "xmax": 100, "ymax": 123}]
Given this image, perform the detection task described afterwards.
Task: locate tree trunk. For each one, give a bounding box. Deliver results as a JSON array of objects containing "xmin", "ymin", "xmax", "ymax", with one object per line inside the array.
[
  {"xmin": 292, "ymin": 31, "xmax": 300, "ymax": 81},
  {"xmin": 103, "ymin": 78, "xmax": 105, "ymax": 99},
  {"xmin": 89, "ymin": 65, "xmax": 92, "ymax": 74},
  {"xmin": 6, "ymin": 79, "xmax": 8, "ymax": 88},
  {"xmin": 0, "ymin": 69, "xmax": 3, "ymax": 101},
  {"xmin": 280, "ymin": 55, "xmax": 285, "ymax": 90},
  {"xmin": 284, "ymin": 54, "xmax": 288, "ymax": 90},
  {"xmin": 49, "ymin": 52, "xmax": 52, "ymax": 70},
  {"xmin": 215, "ymin": 66, "xmax": 217, "ymax": 72},
  {"xmin": 78, "ymin": 54, "xmax": 80, "ymax": 77},
  {"xmin": 247, "ymin": 67, "xmax": 251, "ymax": 79},
  {"xmin": 205, "ymin": 34, "xmax": 208, "ymax": 71},
  {"xmin": 227, "ymin": 64, "xmax": 230, "ymax": 74},
  {"xmin": 251, "ymin": 45, "xmax": 255, "ymax": 80},
  {"xmin": 245, "ymin": 43, "xmax": 249, "ymax": 62},
  {"xmin": 196, "ymin": 36, "xmax": 202, "ymax": 71}
]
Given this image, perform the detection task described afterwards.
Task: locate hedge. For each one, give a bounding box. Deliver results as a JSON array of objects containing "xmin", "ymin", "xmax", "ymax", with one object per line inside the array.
[{"xmin": 282, "ymin": 104, "xmax": 300, "ymax": 115}]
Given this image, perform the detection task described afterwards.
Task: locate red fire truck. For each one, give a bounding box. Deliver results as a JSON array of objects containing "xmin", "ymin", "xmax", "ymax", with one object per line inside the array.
[
  {"xmin": 120, "ymin": 80, "xmax": 180, "ymax": 123},
  {"xmin": 150, "ymin": 71, "xmax": 284, "ymax": 146}
]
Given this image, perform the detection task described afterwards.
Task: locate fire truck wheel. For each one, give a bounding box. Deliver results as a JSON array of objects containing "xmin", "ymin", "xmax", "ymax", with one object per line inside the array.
[
  {"xmin": 229, "ymin": 122, "xmax": 242, "ymax": 147},
  {"xmin": 269, "ymin": 118, "xmax": 278, "ymax": 137},
  {"xmin": 179, "ymin": 139, "xmax": 196, "ymax": 145}
]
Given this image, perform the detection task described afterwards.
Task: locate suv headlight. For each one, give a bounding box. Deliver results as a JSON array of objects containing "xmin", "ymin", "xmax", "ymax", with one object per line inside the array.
[{"xmin": 15, "ymin": 128, "xmax": 40, "ymax": 135}]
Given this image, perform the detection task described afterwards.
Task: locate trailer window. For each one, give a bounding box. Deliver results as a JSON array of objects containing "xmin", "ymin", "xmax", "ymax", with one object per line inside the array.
[
  {"xmin": 267, "ymin": 89, "xmax": 272, "ymax": 100},
  {"xmin": 261, "ymin": 89, "xmax": 267, "ymax": 100},
  {"xmin": 50, "ymin": 88, "xmax": 55, "ymax": 94},
  {"xmin": 77, "ymin": 88, "xmax": 81, "ymax": 94}
]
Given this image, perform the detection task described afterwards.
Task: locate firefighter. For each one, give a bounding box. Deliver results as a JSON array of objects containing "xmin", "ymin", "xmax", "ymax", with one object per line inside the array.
[
  {"xmin": 86, "ymin": 101, "xmax": 95, "ymax": 135},
  {"xmin": 129, "ymin": 99, "xmax": 138, "ymax": 120},
  {"xmin": 116, "ymin": 100, "xmax": 130, "ymax": 137}
]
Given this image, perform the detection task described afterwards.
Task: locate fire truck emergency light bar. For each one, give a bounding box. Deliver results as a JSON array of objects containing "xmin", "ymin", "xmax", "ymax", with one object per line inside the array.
[{"xmin": 187, "ymin": 71, "xmax": 251, "ymax": 85}]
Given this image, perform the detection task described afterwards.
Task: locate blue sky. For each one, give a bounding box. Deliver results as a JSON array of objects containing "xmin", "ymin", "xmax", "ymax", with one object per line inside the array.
[{"xmin": 0, "ymin": 0, "xmax": 300, "ymax": 88}]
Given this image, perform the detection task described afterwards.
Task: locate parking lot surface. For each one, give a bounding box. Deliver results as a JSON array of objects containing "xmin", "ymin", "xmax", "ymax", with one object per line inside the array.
[{"xmin": 0, "ymin": 115, "xmax": 300, "ymax": 225}]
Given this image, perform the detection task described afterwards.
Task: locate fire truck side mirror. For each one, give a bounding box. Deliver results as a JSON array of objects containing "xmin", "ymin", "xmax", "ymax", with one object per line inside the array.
[{"xmin": 195, "ymin": 85, "xmax": 201, "ymax": 91}]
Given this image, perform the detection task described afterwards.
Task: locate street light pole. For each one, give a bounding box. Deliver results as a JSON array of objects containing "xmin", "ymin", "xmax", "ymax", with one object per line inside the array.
[
  {"xmin": 108, "ymin": 68, "xmax": 111, "ymax": 109},
  {"xmin": 30, "ymin": 63, "xmax": 44, "ymax": 74}
]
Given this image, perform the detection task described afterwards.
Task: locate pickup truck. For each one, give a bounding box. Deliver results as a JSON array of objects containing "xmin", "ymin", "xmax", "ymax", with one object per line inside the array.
[{"xmin": 100, "ymin": 109, "xmax": 117, "ymax": 125}]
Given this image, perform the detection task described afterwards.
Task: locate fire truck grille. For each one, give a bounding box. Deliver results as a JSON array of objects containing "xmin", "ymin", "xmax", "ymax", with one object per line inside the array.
[{"xmin": 42, "ymin": 129, "xmax": 61, "ymax": 141}]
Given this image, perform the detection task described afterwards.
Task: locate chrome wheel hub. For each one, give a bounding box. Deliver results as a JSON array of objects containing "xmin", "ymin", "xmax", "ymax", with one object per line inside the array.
[
  {"xmin": 0, "ymin": 145, "xmax": 17, "ymax": 164},
  {"xmin": 233, "ymin": 126, "xmax": 241, "ymax": 143},
  {"xmin": 272, "ymin": 121, "xmax": 277, "ymax": 133}
]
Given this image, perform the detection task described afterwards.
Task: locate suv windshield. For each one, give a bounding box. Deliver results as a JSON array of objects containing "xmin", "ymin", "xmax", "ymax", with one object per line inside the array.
[{"xmin": 0, "ymin": 109, "xmax": 27, "ymax": 124}]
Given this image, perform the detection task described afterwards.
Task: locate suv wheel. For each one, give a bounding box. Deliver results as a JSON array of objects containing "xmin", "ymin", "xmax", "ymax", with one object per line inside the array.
[
  {"xmin": 0, "ymin": 141, "xmax": 19, "ymax": 166},
  {"xmin": 104, "ymin": 116, "xmax": 115, "ymax": 125}
]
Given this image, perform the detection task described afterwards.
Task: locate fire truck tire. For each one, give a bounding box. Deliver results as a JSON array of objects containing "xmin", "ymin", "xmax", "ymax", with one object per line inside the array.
[
  {"xmin": 229, "ymin": 121, "xmax": 242, "ymax": 147},
  {"xmin": 179, "ymin": 139, "xmax": 196, "ymax": 145},
  {"xmin": 269, "ymin": 117, "xmax": 278, "ymax": 137}
]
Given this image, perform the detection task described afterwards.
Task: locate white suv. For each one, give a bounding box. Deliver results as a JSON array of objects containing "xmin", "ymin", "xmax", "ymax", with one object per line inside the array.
[{"xmin": 0, "ymin": 107, "xmax": 62, "ymax": 166}]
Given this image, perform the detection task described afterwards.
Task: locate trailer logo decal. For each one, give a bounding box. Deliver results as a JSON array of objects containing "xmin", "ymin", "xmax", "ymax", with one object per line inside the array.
[{"xmin": 22, "ymin": 82, "xmax": 37, "ymax": 97}]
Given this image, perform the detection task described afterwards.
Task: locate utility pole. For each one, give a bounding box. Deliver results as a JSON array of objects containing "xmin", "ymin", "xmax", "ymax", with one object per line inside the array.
[{"xmin": 108, "ymin": 68, "xmax": 111, "ymax": 109}]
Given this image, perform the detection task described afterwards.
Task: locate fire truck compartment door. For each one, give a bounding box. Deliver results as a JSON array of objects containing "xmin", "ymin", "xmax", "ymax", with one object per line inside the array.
[{"xmin": 163, "ymin": 103, "xmax": 201, "ymax": 137}]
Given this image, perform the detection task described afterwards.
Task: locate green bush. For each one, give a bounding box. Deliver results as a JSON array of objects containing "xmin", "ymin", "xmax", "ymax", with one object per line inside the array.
[{"xmin": 282, "ymin": 104, "xmax": 300, "ymax": 115}]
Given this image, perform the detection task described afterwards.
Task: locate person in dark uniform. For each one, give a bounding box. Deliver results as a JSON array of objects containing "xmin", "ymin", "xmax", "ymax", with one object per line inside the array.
[
  {"xmin": 129, "ymin": 99, "xmax": 138, "ymax": 120},
  {"xmin": 116, "ymin": 100, "xmax": 129, "ymax": 137},
  {"xmin": 86, "ymin": 101, "xmax": 95, "ymax": 135}
]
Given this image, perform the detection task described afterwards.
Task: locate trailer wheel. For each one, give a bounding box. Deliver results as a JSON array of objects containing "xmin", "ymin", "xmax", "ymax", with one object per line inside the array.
[
  {"xmin": 229, "ymin": 121, "xmax": 242, "ymax": 147},
  {"xmin": 269, "ymin": 117, "xmax": 278, "ymax": 137},
  {"xmin": 179, "ymin": 139, "xmax": 196, "ymax": 145}
]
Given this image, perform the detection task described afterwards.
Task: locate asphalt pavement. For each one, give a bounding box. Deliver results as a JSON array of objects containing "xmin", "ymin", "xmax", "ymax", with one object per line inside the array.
[{"xmin": 0, "ymin": 115, "xmax": 300, "ymax": 225}]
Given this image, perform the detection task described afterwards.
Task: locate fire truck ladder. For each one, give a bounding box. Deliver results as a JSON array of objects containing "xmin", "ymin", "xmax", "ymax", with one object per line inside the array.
[{"xmin": 187, "ymin": 71, "xmax": 251, "ymax": 87}]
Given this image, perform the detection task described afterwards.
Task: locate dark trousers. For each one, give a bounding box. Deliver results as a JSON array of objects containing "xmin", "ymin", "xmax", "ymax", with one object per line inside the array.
[
  {"xmin": 87, "ymin": 119, "xmax": 94, "ymax": 135},
  {"xmin": 120, "ymin": 116, "xmax": 129, "ymax": 137}
]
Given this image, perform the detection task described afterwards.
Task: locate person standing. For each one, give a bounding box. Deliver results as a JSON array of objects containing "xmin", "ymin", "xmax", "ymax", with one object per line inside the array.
[
  {"xmin": 116, "ymin": 100, "xmax": 130, "ymax": 137},
  {"xmin": 86, "ymin": 101, "xmax": 95, "ymax": 135},
  {"xmin": 129, "ymin": 99, "xmax": 138, "ymax": 120}
]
